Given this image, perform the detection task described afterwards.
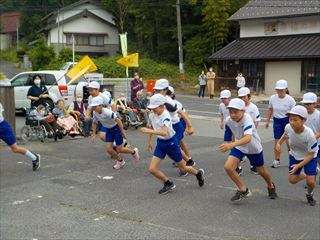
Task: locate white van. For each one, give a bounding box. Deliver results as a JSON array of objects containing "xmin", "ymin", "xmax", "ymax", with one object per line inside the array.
[{"xmin": 0, "ymin": 70, "xmax": 88, "ymax": 111}]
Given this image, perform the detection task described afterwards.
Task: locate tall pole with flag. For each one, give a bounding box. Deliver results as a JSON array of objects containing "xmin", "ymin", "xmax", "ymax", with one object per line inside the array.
[{"xmin": 119, "ymin": 33, "xmax": 129, "ymax": 99}]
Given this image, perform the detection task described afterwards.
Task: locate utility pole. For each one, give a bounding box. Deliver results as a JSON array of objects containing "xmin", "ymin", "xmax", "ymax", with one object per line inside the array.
[
  {"xmin": 57, "ymin": 9, "xmax": 60, "ymax": 52},
  {"xmin": 176, "ymin": 0, "xmax": 185, "ymax": 85}
]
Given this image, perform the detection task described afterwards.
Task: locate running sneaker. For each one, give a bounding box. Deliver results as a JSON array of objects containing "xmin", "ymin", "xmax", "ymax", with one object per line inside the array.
[
  {"xmin": 271, "ymin": 160, "xmax": 280, "ymax": 168},
  {"xmin": 250, "ymin": 166, "xmax": 259, "ymax": 175},
  {"xmin": 132, "ymin": 148, "xmax": 140, "ymax": 163},
  {"xmin": 236, "ymin": 166, "xmax": 243, "ymax": 176},
  {"xmin": 113, "ymin": 160, "xmax": 125, "ymax": 170},
  {"xmin": 231, "ymin": 188, "xmax": 252, "ymax": 202},
  {"xmin": 158, "ymin": 181, "xmax": 176, "ymax": 194},
  {"xmin": 32, "ymin": 154, "xmax": 41, "ymax": 171},
  {"xmin": 306, "ymin": 192, "xmax": 316, "ymax": 206},
  {"xmin": 268, "ymin": 183, "xmax": 277, "ymax": 199},
  {"xmin": 196, "ymin": 169, "xmax": 205, "ymax": 187},
  {"xmin": 186, "ymin": 159, "xmax": 196, "ymax": 166},
  {"xmin": 179, "ymin": 171, "xmax": 188, "ymax": 177}
]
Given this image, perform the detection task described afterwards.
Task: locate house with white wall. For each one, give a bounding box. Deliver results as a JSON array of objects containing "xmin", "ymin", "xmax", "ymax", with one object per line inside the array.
[
  {"xmin": 40, "ymin": 0, "xmax": 119, "ymax": 57},
  {"xmin": 210, "ymin": 0, "xmax": 320, "ymax": 95}
]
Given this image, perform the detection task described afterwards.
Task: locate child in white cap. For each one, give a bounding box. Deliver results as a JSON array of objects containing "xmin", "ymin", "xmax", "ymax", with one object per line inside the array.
[
  {"xmin": 90, "ymin": 96, "xmax": 140, "ymax": 169},
  {"xmin": 220, "ymin": 98, "xmax": 277, "ymax": 202},
  {"xmin": 301, "ymin": 92, "xmax": 320, "ymax": 184},
  {"xmin": 276, "ymin": 106, "xmax": 318, "ymax": 206},
  {"xmin": 266, "ymin": 80, "xmax": 296, "ymax": 168},
  {"xmin": 238, "ymin": 87, "xmax": 261, "ymax": 174},
  {"xmin": 219, "ymin": 89, "xmax": 231, "ymax": 130},
  {"xmin": 140, "ymin": 94, "xmax": 205, "ymax": 194}
]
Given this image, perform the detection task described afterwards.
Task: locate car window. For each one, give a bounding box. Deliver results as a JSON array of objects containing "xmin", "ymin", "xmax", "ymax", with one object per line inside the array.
[
  {"xmin": 11, "ymin": 74, "xmax": 29, "ymax": 87},
  {"xmin": 44, "ymin": 74, "xmax": 56, "ymax": 85}
]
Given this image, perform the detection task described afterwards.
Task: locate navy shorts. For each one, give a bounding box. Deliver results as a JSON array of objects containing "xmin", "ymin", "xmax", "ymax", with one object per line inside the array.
[
  {"xmin": 154, "ymin": 137, "xmax": 183, "ymax": 163},
  {"xmin": 289, "ymin": 155, "xmax": 318, "ymax": 176},
  {"xmin": 317, "ymin": 146, "xmax": 320, "ymax": 160},
  {"xmin": 105, "ymin": 125, "xmax": 123, "ymax": 146},
  {"xmin": 230, "ymin": 148, "xmax": 264, "ymax": 167},
  {"xmin": 0, "ymin": 120, "xmax": 16, "ymax": 146},
  {"xmin": 180, "ymin": 118, "xmax": 186, "ymax": 131},
  {"xmin": 173, "ymin": 121, "xmax": 184, "ymax": 142},
  {"xmin": 273, "ymin": 117, "xmax": 289, "ymax": 140},
  {"xmin": 98, "ymin": 122, "xmax": 107, "ymax": 133}
]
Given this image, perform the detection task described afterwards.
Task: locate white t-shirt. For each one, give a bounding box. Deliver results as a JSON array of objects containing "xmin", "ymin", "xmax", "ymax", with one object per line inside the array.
[
  {"xmin": 92, "ymin": 108, "xmax": 117, "ymax": 129},
  {"xmin": 225, "ymin": 113, "xmax": 263, "ymax": 154},
  {"xmin": 236, "ymin": 75, "xmax": 245, "ymax": 88},
  {"xmin": 245, "ymin": 102, "xmax": 261, "ymax": 123},
  {"xmin": 219, "ymin": 102, "xmax": 229, "ymax": 121},
  {"xmin": 268, "ymin": 94, "xmax": 296, "ymax": 118},
  {"xmin": 148, "ymin": 110, "xmax": 176, "ymax": 140},
  {"xmin": 88, "ymin": 92, "xmax": 113, "ymax": 109},
  {"xmin": 284, "ymin": 124, "xmax": 318, "ymax": 160},
  {"xmin": 305, "ymin": 109, "xmax": 320, "ymax": 145},
  {"xmin": 0, "ymin": 103, "xmax": 4, "ymax": 123},
  {"xmin": 165, "ymin": 96, "xmax": 181, "ymax": 124}
]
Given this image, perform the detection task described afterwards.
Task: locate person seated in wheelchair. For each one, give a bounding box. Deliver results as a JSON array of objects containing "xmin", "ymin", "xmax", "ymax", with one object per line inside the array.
[
  {"xmin": 29, "ymin": 105, "xmax": 60, "ymax": 138},
  {"xmin": 68, "ymin": 94, "xmax": 92, "ymax": 137},
  {"xmin": 116, "ymin": 93, "xmax": 142, "ymax": 127},
  {"xmin": 132, "ymin": 90, "xmax": 149, "ymax": 124},
  {"xmin": 53, "ymin": 100, "xmax": 80, "ymax": 135}
]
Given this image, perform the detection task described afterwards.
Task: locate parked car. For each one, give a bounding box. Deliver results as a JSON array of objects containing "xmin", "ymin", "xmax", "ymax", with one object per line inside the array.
[{"xmin": 0, "ymin": 70, "xmax": 88, "ymax": 112}]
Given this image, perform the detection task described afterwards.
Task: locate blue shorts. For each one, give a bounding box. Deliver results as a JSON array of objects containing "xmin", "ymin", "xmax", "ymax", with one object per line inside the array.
[
  {"xmin": 230, "ymin": 148, "xmax": 264, "ymax": 167},
  {"xmin": 154, "ymin": 137, "xmax": 183, "ymax": 163},
  {"xmin": 0, "ymin": 120, "xmax": 16, "ymax": 146},
  {"xmin": 105, "ymin": 125, "xmax": 123, "ymax": 146},
  {"xmin": 98, "ymin": 122, "xmax": 107, "ymax": 133},
  {"xmin": 180, "ymin": 118, "xmax": 186, "ymax": 131},
  {"xmin": 173, "ymin": 121, "xmax": 184, "ymax": 142},
  {"xmin": 289, "ymin": 155, "xmax": 318, "ymax": 176},
  {"xmin": 317, "ymin": 146, "xmax": 320, "ymax": 160},
  {"xmin": 273, "ymin": 117, "xmax": 289, "ymax": 140}
]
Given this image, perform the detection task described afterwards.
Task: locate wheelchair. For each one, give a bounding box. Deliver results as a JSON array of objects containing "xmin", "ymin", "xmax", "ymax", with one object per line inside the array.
[{"xmin": 20, "ymin": 110, "xmax": 48, "ymax": 142}]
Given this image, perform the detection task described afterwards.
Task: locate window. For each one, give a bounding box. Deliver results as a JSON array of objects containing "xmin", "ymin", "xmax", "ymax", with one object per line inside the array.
[
  {"xmin": 44, "ymin": 74, "xmax": 56, "ymax": 85},
  {"xmin": 66, "ymin": 34, "xmax": 105, "ymax": 46},
  {"xmin": 11, "ymin": 74, "xmax": 29, "ymax": 87},
  {"xmin": 89, "ymin": 35, "xmax": 104, "ymax": 46},
  {"xmin": 265, "ymin": 22, "xmax": 278, "ymax": 35}
]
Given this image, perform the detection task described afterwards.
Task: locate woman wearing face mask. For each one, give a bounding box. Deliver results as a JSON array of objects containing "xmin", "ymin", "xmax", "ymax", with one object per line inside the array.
[
  {"xmin": 27, "ymin": 75, "xmax": 50, "ymax": 108},
  {"xmin": 130, "ymin": 72, "xmax": 144, "ymax": 101}
]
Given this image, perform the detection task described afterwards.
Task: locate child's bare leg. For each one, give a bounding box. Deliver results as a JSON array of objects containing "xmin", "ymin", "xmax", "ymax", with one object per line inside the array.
[
  {"xmin": 306, "ymin": 175, "xmax": 315, "ymax": 193},
  {"xmin": 224, "ymin": 156, "xmax": 246, "ymax": 191},
  {"xmin": 177, "ymin": 160, "xmax": 198, "ymax": 175},
  {"xmin": 256, "ymin": 166, "xmax": 274, "ymax": 188},
  {"xmin": 149, "ymin": 156, "xmax": 169, "ymax": 182},
  {"xmin": 99, "ymin": 132, "xmax": 106, "ymax": 141},
  {"xmin": 274, "ymin": 140, "xmax": 281, "ymax": 160},
  {"xmin": 180, "ymin": 140, "xmax": 191, "ymax": 159},
  {"xmin": 10, "ymin": 144, "xmax": 27, "ymax": 155},
  {"xmin": 116, "ymin": 146, "xmax": 134, "ymax": 155},
  {"xmin": 289, "ymin": 173, "xmax": 306, "ymax": 184},
  {"xmin": 106, "ymin": 142, "xmax": 121, "ymax": 160}
]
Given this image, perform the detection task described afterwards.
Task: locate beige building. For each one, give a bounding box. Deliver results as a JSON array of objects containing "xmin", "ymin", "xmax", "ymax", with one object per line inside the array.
[{"xmin": 210, "ymin": 0, "xmax": 320, "ymax": 95}]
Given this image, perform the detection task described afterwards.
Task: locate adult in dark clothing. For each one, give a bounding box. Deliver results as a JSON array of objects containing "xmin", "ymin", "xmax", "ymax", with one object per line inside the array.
[
  {"xmin": 198, "ymin": 70, "xmax": 207, "ymax": 98},
  {"xmin": 27, "ymin": 75, "xmax": 50, "ymax": 108},
  {"xmin": 132, "ymin": 90, "xmax": 149, "ymax": 123},
  {"xmin": 130, "ymin": 72, "xmax": 144, "ymax": 101}
]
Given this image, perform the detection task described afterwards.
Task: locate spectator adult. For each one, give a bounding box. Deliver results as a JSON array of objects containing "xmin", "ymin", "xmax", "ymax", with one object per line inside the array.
[
  {"xmin": 198, "ymin": 70, "xmax": 207, "ymax": 98},
  {"xmin": 206, "ymin": 67, "xmax": 216, "ymax": 99},
  {"xmin": 235, "ymin": 72, "xmax": 246, "ymax": 91},
  {"xmin": 27, "ymin": 75, "xmax": 50, "ymax": 108},
  {"xmin": 130, "ymin": 72, "xmax": 144, "ymax": 101},
  {"xmin": 133, "ymin": 90, "xmax": 149, "ymax": 123}
]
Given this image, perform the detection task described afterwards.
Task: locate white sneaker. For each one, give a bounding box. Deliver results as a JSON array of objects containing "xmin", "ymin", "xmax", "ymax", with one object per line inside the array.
[
  {"xmin": 113, "ymin": 160, "xmax": 125, "ymax": 169},
  {"xmin": 271, "ymin": 160, "xmax": 280, "ymax": 168},
  {"xmin": 132, "ymin": 148, "xmax": 140, "ymax": 163}
]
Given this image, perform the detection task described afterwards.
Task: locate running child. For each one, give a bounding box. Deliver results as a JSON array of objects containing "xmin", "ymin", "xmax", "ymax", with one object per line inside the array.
[
  {"xmin": 0, "ymin": 103, "xmax": 40, "ymax": 171},
  {"xmin": 140, "ymin": 94, "xmax": 205, "ymax": 194},
  {"xmin": 90, "ymin": 96, "xmax": 140, "ymax": 169},
  {"xmin": 276, "ymin": 105, "xmax": 318, "ymax": 206},
  {"xmin": 266, "ymin": 80, "xmax": 296, "ymax": 168},
  {"xmin": 220, "ymin": 98, "xmax": 277, "ymax": 202}
]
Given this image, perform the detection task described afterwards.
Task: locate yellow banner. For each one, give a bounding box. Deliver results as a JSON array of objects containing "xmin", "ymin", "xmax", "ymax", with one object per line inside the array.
[
  {"xmin": 66, "ymin": 55, "xmax": 97, "ymax": 81},
  {"xmin": 116, "ymin": 53, "xmax": 139, "ymax": 67}
]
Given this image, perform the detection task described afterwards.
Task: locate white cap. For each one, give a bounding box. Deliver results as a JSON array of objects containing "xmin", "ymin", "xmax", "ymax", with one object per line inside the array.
[
  {"xmin": 168, "ymin": 86, "xmax": 174, "ymax": 94},
  {"xmin": 227, "ymin": 98, "xmax": 246, "ymax": 110},
  {"xmin": 238, "ymin": 87, "xmax": 250, "ymax": 97},
  {"xmin": 147, "ymin": 94, "xmax": 167, "ymax": 109},
  {"xmin": 275, "ymin": 79, "xmax": 288, "ymax": 90},
  {"xmin": 301, "ymin": 92, "xmax": 317, "ymax": 104},
  {"xmin": 89, "ymin": 96, "xmax": 104, "ymax": 107},
  {"xmin": 153, "ymin": 79, "xmax": 169, "ymax": 90},
  {"xmin": 220, "ymin": 89, "xmax": 231, "ymax": 98},
  {"xmin": 88, "ymin": 81, "xmax": 100, "ymax": 89},
  {"xmin": 286, "ymin": 105, "xmax": 308, "ymax": 119}
]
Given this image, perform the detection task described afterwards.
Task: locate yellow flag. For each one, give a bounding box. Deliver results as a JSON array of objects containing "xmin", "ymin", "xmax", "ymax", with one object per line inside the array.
[
  {"xmin": 67, "ymin": 55, "xmax": 97, "ymax": 84},
  {"xmin": 117, "ymin": 53, "xmax": 139, "ymax": 67}
]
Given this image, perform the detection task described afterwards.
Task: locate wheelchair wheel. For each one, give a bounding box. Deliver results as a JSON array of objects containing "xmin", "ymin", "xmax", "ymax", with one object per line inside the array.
[
  {"xmin": 123, "ymin": 119, "xmax": 130, "ymax": 130},
  {"xmin": 39, "ymin": 125, "xmax": 47, "ymax": 143},
  {"xmin": 21, "ymin": 126, "xmax": 32, "ymax": 141}
]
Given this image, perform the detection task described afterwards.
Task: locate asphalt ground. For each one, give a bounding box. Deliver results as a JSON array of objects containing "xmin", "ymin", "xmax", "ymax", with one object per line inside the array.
[{"xmin": 1, "ymin": 95, "xmax": 319, "ymax": 240}]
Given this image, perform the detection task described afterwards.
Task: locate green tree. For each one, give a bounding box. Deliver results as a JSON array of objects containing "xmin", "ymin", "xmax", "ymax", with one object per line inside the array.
[{"xmin": 28, "ymin": 36, "xmax": 55, "ymax": 70}]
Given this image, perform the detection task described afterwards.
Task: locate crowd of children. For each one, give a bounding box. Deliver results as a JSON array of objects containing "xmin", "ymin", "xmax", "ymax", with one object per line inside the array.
[{"xmin": 1, "ymin": 78, "xmax": 319, "ymax": 206}]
